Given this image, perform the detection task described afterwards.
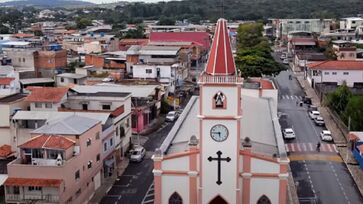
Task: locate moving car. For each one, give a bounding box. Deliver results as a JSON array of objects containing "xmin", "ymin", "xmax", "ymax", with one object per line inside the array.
[
  {"xmin": 130, "ymin": 146, "xmax": 146, "ymax": 162},
  {"xmin": 166, "ymin": 111, "xmax": 179, "ymax": 122},
  {"xmin": 302, "ymin": 96, "xmax": 312, "ymax": 105},
  {"xmin": 102, "ymin": 77, "xmax": 114, "ymax": 82},
  {"xmin": 309, "ymin": 111, "xmax": 320, "ymax": 119},
  {"xmin": 314, "ymin": 116, "xmax": 325, "ymax": 126},
  {"xmin": 320, "ymin": 130, "xmax": 333, "ymax": 142},
  {"xmin": 283, "ymin": 128, "xmax": 296, "ymax": 139}
]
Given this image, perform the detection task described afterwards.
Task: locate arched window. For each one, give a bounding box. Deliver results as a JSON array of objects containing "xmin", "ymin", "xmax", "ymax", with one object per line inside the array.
[
  {"xmin": 209, "ymin": 195, "xmax": 228, "ymax": 204},
  {"xmin": 257, "ymin": 195, "xmax": 271, "ymax": 204},
  {"xmin": 213, "ymin": 91, "xmax": 227, "ymax": 109},
  {"xmin": 168, "ymin": 192, "xmax": 182, "ymax": 204}
]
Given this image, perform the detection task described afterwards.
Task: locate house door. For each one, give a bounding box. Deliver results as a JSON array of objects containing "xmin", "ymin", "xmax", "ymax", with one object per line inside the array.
[{"xmin": 209, "ymin": 196, "xmax": 228, "ymax": 204}]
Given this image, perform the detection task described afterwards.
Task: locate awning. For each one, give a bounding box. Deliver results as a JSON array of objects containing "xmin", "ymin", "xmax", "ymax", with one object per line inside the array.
[{"xmin": 5, "ymin": 178, "xmax": 62, "ymax": 187}]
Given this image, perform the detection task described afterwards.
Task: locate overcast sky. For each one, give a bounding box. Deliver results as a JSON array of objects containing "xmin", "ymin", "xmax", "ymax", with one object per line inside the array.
[{"xmin": 0, "ymin": 0, "xmax": 176, "ymax": 3}]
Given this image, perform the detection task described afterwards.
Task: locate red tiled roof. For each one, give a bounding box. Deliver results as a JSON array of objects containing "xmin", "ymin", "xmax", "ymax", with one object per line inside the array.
[
  {"xmin": 111, "ymin": 105, "xmax": 125, "ymax": 117},
  {"xmin": 0, "ymin": 77, "xmax": 15, "ymax": 85},
  {"xmin": 250, "ymin": 79, "xmax": 275, "ymax": 89},
  {"xmin": 205, "ymin": 18, "xmax": 236, "ymax": 75},
  {"xmin": 5, "ymin": 178, "xmax": 62, "ymax": 187},
  {"xmin": 149, "ymin": 32, "xmax": 210, "ymax": 49},
  {"xmin": 0, "ymin": 145, "xmax": 14, "ymax": 158},
  {"xmin": 308, "ymin": 60, "xmax": 363, "ymax": 70},
  {"xmin": 25, "ymin": 87, "xmax": 68, "ymax": 103},
  {"xmin": 12, "ymin": 33, "xmax": 34, "ymax": 38},
  {"xmin": 19, "ymin": 135, "xmax": 75, "ymax": 150}
]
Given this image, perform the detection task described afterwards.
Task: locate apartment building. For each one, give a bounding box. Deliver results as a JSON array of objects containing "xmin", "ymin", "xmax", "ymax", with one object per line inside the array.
[{"xmin": 5, "ymin": 115, "xmax": 103, "ymax": 204}]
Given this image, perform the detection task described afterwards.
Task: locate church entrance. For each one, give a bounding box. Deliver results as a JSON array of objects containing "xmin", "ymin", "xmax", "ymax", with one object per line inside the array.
[{"xmin": 209, "ymin": 195, "xmax": 228, "ymax": 204}]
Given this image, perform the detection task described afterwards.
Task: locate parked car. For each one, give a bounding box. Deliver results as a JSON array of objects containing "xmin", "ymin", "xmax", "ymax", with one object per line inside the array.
[
  {"xmin": 283, "ymin": 128, "xmax": 296, "ymax": 139},
  {"xmin": 302, "ymin": 96, "xmax": 312, "ymax": 105},
  {"xmin": 166, "ymin": 111, "xmax": 179, "ymax": 122},
  {"xmin": 320, "ymin": 130, "xmax": 333, "ymax": 142},
  {"xmin": 280, "ymin": 54, "xmax": 287, "ymax": 60},
  {"xmin": 102, "ymin": 77, "xmax": 114, "ymax": 82},
  {"xmin": 309, "ymin": 111, "xmax": 320, "ymax": 119},
  {"xmin": 129, "ymin": 146, "xmax": 146, "ymax": 162},
  {"xmin": 283, "ymin": 58, "xmax": 289, "ymax": 64},
  {"xmin": 314, "ymin": 116, "xmax": 325, "ymax": 126}
]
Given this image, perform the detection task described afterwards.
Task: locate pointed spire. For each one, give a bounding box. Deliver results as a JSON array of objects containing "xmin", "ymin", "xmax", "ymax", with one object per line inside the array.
[{"xmin": 205, "ymin": 18, "xmax": 236, "ymax": 76}]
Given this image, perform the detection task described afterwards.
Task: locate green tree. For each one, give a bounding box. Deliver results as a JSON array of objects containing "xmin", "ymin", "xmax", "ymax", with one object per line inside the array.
[
  {"xmin": 0, "ymin": 25, "xmax": 9, "ymax": 34},
  {"xmin": 343, "ymin": 96, "xmax": 363, "ymax": 131},
  {"xmin": 157, "ymin": 16, "xmax": 175, "ymax": 25},
  {"xmin": 235, "ymin": 23, "xmax": 284, "ymax": 78},
  {"xmin": 326, "ymin": 81, "xmax": 352, "ymax": 114},
  {"xmin": 76, "ymin": 17, "xmax": 92, "ymax": 29},
  {"xmin": 34, "ymin": 30, "xmax": 43, "ymax": 36},
  {"xmin": 123, "ymin": 24, "xmax": 145, "ymax": 39}
]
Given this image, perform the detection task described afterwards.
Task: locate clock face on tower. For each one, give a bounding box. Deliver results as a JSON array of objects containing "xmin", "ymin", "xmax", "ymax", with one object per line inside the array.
[{"xmin": 210, "ymin": 124, "xmax": 229, "ymax": 142}]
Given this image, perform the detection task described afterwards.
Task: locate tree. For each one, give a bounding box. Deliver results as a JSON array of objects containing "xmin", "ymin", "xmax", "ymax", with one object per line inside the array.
[
  {"xmin": 157, "ymin": 16, "xmax": 175, "ymax": 25},
  {"xmin": 34, "ymin": 30, "xmax": 43, "ymax": 36},
  {"xmin": 343, "ymin": 96, "xmax": 363, "ymax": 131},
  {"xmin": 235, "ymin": 23, "xmax": 284, "ymax": 78},
  {"xmin": 0, "ymin": 25, "xmax": 9, "ymax": 34},
  {"xmin": 326, "ymin": 81, "xmax": 352, "ymax": 114},
  {"xmin": 76, "ymin": 17, "xmax": 92, "ymax": 29},
  {"xmin": 123, "ymin": 24, "xmax": 145, "ymax": 39}
]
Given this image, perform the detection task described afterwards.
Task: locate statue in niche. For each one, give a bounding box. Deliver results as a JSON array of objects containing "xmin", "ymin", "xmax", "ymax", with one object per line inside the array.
[{"xmin": 214, "ymin": 92, "xmax": 225, "ymax": 108}]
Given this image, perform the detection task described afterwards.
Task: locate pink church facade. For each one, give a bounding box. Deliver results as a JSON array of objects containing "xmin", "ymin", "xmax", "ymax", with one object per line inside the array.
[{"xmin": 152, "ymin": 19, "xmax": 289, "ymax": 204}]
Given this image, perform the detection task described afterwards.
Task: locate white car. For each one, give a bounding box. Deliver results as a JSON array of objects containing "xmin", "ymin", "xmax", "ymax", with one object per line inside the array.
[
  {"xmin": 130, "ymin": 146, "xmax": 146, "ymax": 162},
  {"xmin": 283, "ymin": 58, "xmax": 289, "ymax": 64},
  {"xmin": 102, "ymin": 77, "xmax": 114, "ymax": 82},
  {"xmin": 166, "ymin": 111, "xmax": 178, "ymax": 122},
  {"xmin": 283, "ymin": 128, "xmax": 296, "ymax": 139},
  {"xmin": 314, "ymin": 116, "xmax": 325, "ymax": 126},
  {"xmin": 309, "ymin": 111, "xmax": 320, "ymax": 119},
  {"xmin": 320, "ymin": 130, "xmax": 333, "ymax": 142}
]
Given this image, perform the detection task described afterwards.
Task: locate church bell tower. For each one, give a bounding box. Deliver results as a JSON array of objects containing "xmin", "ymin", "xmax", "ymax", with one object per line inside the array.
[{"xmin": 198, "ymin": 18, "xmax": 243, "ymax": 204}]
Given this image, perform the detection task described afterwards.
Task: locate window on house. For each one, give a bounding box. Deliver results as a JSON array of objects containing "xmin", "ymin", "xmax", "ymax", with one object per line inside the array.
[
  {"xmin": 110, "ymin": 138, "xmax": 113, "ymax": 146},
  {"xmin": 87, "ymin": 161, "xmax": 92, "ymax": 169},
  {"xmin": 145, "ymin": 69, "xmax": 152, "ymax": 74},
  {"xmin": 23, "ymin": 58, "xmax": 25, "ymax": 63},
  {"xmin": 35, "ymin": 103, "xmax": 42, "ymax": 108},
  {"xmin": 324, "ymin": 72, "xmax": 330, "ymax": 75},
  {"xmin": 13, "ymin": 186, "xmax": 20, "ymax": 194},
  {"xmin": 116, "ymin": 128, "xmax": 119, "ymax": 136},
  {"xmin": 132, "ymin": 114, "xmax": 137, "ymax": 128},
  {"xmin": 102, "ymin": 104, "xmax": 111, "ymax": 110},
  {"xmin": 18, "ymin": 58, "xmax": 21, "ymax": 63},
  {"xmin": 332, "ymin": 72, "xmax": 337, "ymax": 75},
  {"xmin": 120, "ymin": 126, "xmax": 125, "ymax": 138},
  {"xmin": 125, "ymin": 118, "xmax": 130, "ymax": 128},
  {"xmin": 104, "ymin": 143, "xmax": 107, "ymax": 151},
  {"xmin": 32, "ymin": 149, "xmax": 44, "ymax": 158},
  {"xmin": 60, "ymin": 77, "xmax": 64, "ymax": 83},
  {"xmin": 257, "ymin": 195, "xmax": 272, "ymax": 204},
  {"xmin": 86, "ymin": 138, "xmax": 92, "ymax": 146},
  {"xmin": 82, "ymin": 104, "xmax": 88, "ymax": 110},
  {"xmin": 48, "ymin": 150, "xmax": 63, "ymax": 160},
  {"xmin": 343, "ymin": 72, "xmax": 349, "ymax": 75},
  {"xmin": 96, "ymin": 154, "xmax": 100, "ymax": 161},
  {"xmin": 45, "ymin": 103, "xmax": 52, "ymax": 108},
  {"xmin": 95, "ymin": 132, "xmax": 100, "ymax": 140},
  {"xmin": 75, "ymin": 170, "xmax": 80, "ymax": 180},
  {"xmin": 28, "ymin": 186, "xmax": 42, "ymax": 191},
  {"xmin": 75, "ymin": 189, "xmax": 81, "ymax": 197},
  {"xmin": 168, "ymin": 192, "xmax": 183, "ymax": 204}
]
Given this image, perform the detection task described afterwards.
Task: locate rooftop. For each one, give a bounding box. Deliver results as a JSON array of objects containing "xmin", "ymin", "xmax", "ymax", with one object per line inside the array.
[
  {"xmin": 149, "ymin": 31, "xmax": 210, "ymax": 49},
  {"xmin": 19, "ymin": 78, "xmax": 54, "ymax": 85},
  {"xmin": 5, "ymin": 178, "xmax": 62, "ymax": 187},
  {"xmin": 25, "ymin": 87, "xmax": 68, "ymax": 103},
  {"xmin": 139, "ymin": 45, "xmax": 181, "ymax": 56},
  {"xmin": 308, "ymin": 60, "xmax": 363, "ymax": 70},
  {"xmin": 0, "ymin": 77, "xmax": 15, "ymax": 85},
  {"xmin": 0, "ymin": 93, "xmax": 26, "ymax": 103},
  {"xmin": 57, "ymin": 73, "xmax": 87, "ymax": 79},
  {"xmin": 31, "ymin": 115, "xmax": 100, "ymax": 135},
  {"xmin": 19, "ymin": 135, "xmax": 75, "ymax": 150},
  {"xmin": 72, "ymin": 84, "xmax": 154, "ymax": 98}
]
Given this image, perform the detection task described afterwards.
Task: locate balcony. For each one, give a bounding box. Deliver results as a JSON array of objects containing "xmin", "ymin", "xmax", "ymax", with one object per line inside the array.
[
  {"xmin": 7, "ymin": 194, "xmax": 59, "ymax": 203},
  {"xmin": 198, "ymin": 74, "xmax": 243, "ymax": 84}
]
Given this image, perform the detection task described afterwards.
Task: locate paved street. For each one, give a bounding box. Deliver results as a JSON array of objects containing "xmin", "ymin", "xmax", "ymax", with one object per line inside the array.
[
  {"xmin": 100, "ymin": 121, "xmax": 174, "ymax": 204},
  {"xmin": 275, "ymin": 69, "xmax": 363, "ymax": 204}
]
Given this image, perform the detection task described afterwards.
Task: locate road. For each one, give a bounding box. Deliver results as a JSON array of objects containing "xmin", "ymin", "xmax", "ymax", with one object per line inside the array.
[
  {"xmin": 275, "ymin": 62, "xmax": 363, "ymax": 203},
  {"xmin": 100, "ymin": 121, "xmax": 174, "ymax": 204}
]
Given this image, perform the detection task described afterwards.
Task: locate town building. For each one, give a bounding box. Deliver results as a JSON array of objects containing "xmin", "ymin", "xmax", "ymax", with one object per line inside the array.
[
  {"xmin": 307, "ymin": 60, "xmax": 363, "ymax": 87},
  {"xmin": 4, "ymin": 115, "xmax": 103, "ymax": 204},
  {"xmin": 340, "ymin": 17, "xmax": 363, "ymax": 30},
  {"xmin": 56, "ymin": 73, "xmax": 87, "ymax": 87},
  {"xmin": 34, "ymin": 44, "xmax": 67, "ymax": 78},
  {"xmin": 152, "ymin": 19, "xmax": 289, "ymax": 204},
  {"xmin": 25, "ymin": 87, "xmax": 68, "ymax": 111}
]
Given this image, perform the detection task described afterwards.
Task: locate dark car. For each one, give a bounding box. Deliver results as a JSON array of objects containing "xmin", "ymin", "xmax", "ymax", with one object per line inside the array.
[{"xmin": 302, "ymin": 96, "xmax": 312, "ymax": 105}]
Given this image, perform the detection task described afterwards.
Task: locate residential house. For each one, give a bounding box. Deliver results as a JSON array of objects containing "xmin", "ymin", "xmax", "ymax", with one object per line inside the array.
[
  {"xmin": 19, "ymin": 78, "xmax": 55, "ymax": 90},
  {"xmin": 306, "ymin": 60, "xmax": 363, "ymax": 87},
  {"xmin": 25, "ymin": 87, "xmax": 68, "ymax": 111},
  {"xmin": 340, "ymin": 17, "xmax": 363, "ymax": 30},
  {"xmin": 293, "ymin": 52, "xmax": 327, "ymax": 72},
  {"xmin": 85, "ymin": 51, "xmax": 127, "ymax": 79},
  {"xmin": 56, "ymin": 73, "xmax": 87, "ymax": 87},
  {"xmin": 5, "ymin": 115, "xmax": 103, "ymax": 204},
  {"xmin": 2, "ymin": 42, "xmax": 39, "ymax": 74},
  {"xmin": 34, "ymin": 44, "xmax": 67, "ymax": 78},
  {"xmin": 332, "ymin": 40, "xmax": 357, "ymax": 61},
  {"xmin": 0, "ymin": 77, "xmax": 20, "ymax": 98}
]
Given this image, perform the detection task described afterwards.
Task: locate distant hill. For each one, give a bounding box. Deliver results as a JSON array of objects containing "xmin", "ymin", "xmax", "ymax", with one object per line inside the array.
[{"xmin": 0, "ymin": 0, "xmax": 94, "ymax": 8}]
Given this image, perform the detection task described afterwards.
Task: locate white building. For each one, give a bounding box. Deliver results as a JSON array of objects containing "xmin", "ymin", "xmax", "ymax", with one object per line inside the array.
[
  {"xmin": 340, "ymin": 17, "xmax": 363, "ymax": 30},
  {"xmin": 307, "ymin": 60, "xmax": 363, "ymax": 87},
  {"xmin": 56, "ymin": 73, "xmax": 87, "ymax": 87}
]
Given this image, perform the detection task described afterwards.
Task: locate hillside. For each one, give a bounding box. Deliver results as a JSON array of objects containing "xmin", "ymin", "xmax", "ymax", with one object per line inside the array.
[{"xmin": 0, "ymin": 0, "xmax": 94, "ymax": 8}]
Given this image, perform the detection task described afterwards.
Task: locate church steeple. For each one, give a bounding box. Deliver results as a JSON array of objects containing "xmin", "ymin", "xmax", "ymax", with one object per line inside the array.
[{"xmin": 205, "ymin": 18, "xmax": 236, "ymax": 76}]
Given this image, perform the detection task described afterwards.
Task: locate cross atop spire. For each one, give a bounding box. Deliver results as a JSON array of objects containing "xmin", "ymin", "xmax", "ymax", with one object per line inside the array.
[{"xmin": 205, "ymin": 18, "xmax": 236, "ymax": 76}]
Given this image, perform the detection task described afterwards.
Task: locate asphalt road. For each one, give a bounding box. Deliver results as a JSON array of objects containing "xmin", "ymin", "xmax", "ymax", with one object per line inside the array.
[
  {"xmin": 100, "ymin": 121, "xmax": 174, "ymax": 204},
  {"xmin": 275, "ymin": 60, "xmax": 363, "ymax": 203}
]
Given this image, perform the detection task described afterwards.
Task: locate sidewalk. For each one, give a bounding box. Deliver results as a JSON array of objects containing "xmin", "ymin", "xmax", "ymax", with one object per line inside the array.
[
  {"xmin": 295, "ymin": 74, "xmax": 363, "ymax": 197},
  {"xmin": 89, "ymin": 158, "xmax": 130, "ymax": 204}
]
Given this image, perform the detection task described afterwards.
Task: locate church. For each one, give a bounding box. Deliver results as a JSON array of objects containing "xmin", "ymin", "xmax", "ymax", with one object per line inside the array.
[{"xmin": 152, "ymin": 18, "xmax": 290, "ymax": 204}]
